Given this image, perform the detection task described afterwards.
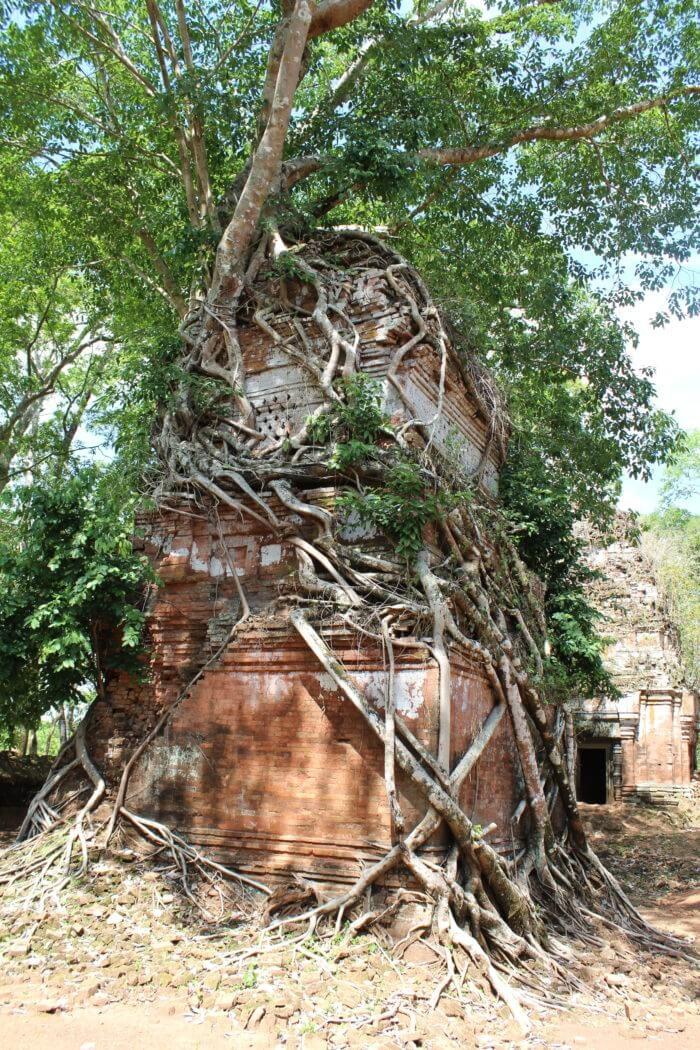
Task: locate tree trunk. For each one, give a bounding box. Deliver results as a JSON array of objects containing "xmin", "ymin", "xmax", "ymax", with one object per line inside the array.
[{"xmin": 58, "ymin": 706, "xmax": 68, "ymax": 747}]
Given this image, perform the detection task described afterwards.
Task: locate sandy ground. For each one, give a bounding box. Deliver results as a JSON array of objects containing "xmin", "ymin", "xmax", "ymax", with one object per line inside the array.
[{"xmin": 0, "ymin": 800, "xmax": 697, "ymax": 1050}]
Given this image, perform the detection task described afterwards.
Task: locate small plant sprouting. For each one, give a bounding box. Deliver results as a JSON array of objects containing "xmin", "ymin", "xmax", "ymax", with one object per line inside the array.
[
  {"xmin": 306, "ymin": 374, "xmax": 391, "ymax": 468},
  {"xmin": 266, "ymin": 250, "xmax": 314, "ymax": 284},
  {"xmin": 338, "ymin": 457, "xmax": 472, "ymax": 562},
  {"xmin": 241, "ymin": 963, "xmax": 257, "ymax": 988}
]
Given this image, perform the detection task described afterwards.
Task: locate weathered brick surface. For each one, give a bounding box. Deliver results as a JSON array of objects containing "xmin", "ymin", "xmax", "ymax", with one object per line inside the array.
[
  {"xmin": 232, "ymin": 268, "xmax": 505, "ymax": 491},
  {"xmin": 575, "ymin": 518, "xmax": 699, "ymax": 801},
  {"xmin": 93, "ymin": 502, "xmax": 528, "ymax": 883},
  {"xmin": 93, "ymin": 266, "xmax": 527, "ymax": 882}
]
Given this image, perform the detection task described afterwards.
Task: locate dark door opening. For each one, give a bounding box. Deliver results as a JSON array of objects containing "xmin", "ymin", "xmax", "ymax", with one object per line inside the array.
[{"xmin": 578, "ymin": 747, "xmax": 608, "ymax": 804}]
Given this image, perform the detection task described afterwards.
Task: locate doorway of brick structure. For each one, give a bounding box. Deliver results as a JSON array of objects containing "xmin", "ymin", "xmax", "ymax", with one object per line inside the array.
[{"xmin": 578, "ymin": 745, "xmax": 609, "ymax": 804}]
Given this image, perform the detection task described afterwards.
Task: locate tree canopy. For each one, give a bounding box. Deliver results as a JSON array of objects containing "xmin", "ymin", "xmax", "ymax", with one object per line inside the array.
[
  {"xmin": 0, "ymin": 0, "xmax": 694, "ymax": 484},
  {"xmin": 0, "ymin": 462, "xmax": 150, "ymax": 741}
]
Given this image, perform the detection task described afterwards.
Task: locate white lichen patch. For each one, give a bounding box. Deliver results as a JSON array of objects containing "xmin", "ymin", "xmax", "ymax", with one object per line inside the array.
[
  {"xmin": 261, "ymin": 543, "xmax": 282, "ymax": 566},
  {"xmin": 209, "ymin": 555, "xmax": 225, "ymax": 577},
  {"xmin": 265, "ymin": 676, "xmax": 288, "ymax": 703},
  {"xmin": 361, "ymin": 669, "xmax": 425, "ymax": 718},
  {"xmin": 338, "ymin": 510, "xmax": 377, "ymax": 542},
  {"xmin": 149, "ymin": 531, "xmax": 174, "ymax": 554},
  {"xmin": 189, "ymin": 540, "xmax": 209, "ymax": 573},
  {"xmin": 316, "ymin": 672, "xmax": 339, "ymax": 693},
  {"xmin": 144, "ymin": 741, "xmax": 205, "ymax": 785}
]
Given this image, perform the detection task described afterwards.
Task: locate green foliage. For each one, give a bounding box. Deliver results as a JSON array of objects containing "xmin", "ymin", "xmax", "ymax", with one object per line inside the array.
[
  {"xmin": 412, "ymin": 234, "xmax": 680, "ymax": 520},
  {"xmin": 501, "ymin": 445, "xmax": 616, "ymax": 702},
  {"xmin": 0, "ymin": 719, "xmax": 64, "ymax": 756},
  {"xmin": 544, "ymin": 588, "xmax": 617, "ymax": 703},
  {"xmin": 264, "ymin": 250, "xmax": 316, "ymax": 284},
  {"xmin": 313, "ymin": 2, "xmax": 698, "ymax": 302},
  {"xmin": 339, "ymin": 458, "xmax": 465, "ymax": 562},
  {"xmin": 0, "ymin": 462, "xmax": 151, "ymax": 735},
  {"xmin": 93, "ymin": 332, "xmax": 187, "ymax": 493},
  {"xmin": 659, "ymin": 430, "xmax": 700, "ymax": 510},
  {"xmin": 0, "ymin": 158, "xmax": 112, "ymax": 489},
  {"xmin": 644, "ymin": 520, "xmax": 700, "ymax": 691},
  {"xmin": 241, "ymin": 964, "xmax": 257, "ymax": 989},
  {"xmin": 327, "ymin": 130, "xmax": 413, "ymax": 201},
  {"xmin": 308, "ymin": 374, "xmax": 391, "ymax": 468},
  {"xmin": 643, "ymin": 449, "xmax": 700, "ymax": 689},
  {"xmin": 33, "ymin": 719, "xmax": 63, "ymax": 758}
]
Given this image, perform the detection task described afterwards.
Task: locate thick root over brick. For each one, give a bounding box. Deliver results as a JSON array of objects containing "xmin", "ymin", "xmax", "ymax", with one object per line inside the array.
[{"xmin": 7, "ymin": 231, "xmax": 696, "ymax": 1026}]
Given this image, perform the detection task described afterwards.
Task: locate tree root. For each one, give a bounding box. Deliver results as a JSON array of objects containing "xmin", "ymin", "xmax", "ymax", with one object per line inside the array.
[{"xmin": 10, "ymin": 230, "xmax": 697, "ymax": 1030}]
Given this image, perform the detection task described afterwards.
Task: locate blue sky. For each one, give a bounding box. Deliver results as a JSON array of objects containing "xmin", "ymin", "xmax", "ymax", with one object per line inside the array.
[{"xmin": 619, "ymin": 290, "xmax": 699, "ymax": 514}]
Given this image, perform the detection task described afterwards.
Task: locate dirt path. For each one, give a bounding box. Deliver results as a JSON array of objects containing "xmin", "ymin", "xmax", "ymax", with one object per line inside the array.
[
  {"xmin": 538, "ymin": 802, "xmax": 700, "ymax": 1049},
  {"xmin": 0, "ymin": 801, "xmax": 697, "ymax": 1050}
]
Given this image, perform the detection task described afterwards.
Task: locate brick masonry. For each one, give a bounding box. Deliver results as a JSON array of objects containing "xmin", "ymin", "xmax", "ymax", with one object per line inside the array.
[
  {"xmin": 575, "ymin": 517, "xmax": 699, "ymax": 803},
  {"xmin": 93, "ymin": 502, "xmax": 528, "ymax": 884},
  {"xmin": 92, "ymin": 265, "xmax": 530, "ymax": 884}
]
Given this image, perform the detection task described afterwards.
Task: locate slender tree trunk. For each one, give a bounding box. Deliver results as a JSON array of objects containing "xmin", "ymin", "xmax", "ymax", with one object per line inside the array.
[{"xmin": 58, "ymin": 706, "xmax": 68, "ymax": 747}]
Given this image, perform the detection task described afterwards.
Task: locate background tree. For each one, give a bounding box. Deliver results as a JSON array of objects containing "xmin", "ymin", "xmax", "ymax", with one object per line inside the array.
[
  {"xmin": 658, "ymin": 429, "xmax": 700, "ymax": 510},
  {"xmin": 643, "ymin": 429, "xmax": 700, "ymax": 691},
  {"xmin": 0, "ymin": 461, "xmax": 150, "ymax": 746},
  {"xmin": 0, "ymin": 168, "xmax": 115, "ymax": 490}
]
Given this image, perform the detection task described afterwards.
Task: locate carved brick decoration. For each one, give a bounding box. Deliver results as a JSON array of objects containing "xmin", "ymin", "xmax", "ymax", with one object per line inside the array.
[
  {"xmin": 574, "ymin": 518, "xmax": 699, "ymax": 804},
  {"xmin": 92, "ymin": 264, "xmax": 530, "ymax": 884},
  {"xmin": 231, "ymin": 267, "xmax": 503, "ymax": 489}
]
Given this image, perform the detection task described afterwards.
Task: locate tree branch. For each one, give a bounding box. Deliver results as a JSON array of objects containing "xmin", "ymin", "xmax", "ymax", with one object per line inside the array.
[
  {"xmin": 213, "ymin": 0, "xmax": 313, "ymax": 291},
  {"xmin": 174, "ymin": 0, "xmax": 219, "ymax": 230},
  {"xmin": 296, "ymin": 0, "xmax": 537, "ymax": 140},
  {"xmin": 417, "ymin": 88, "xmax": 700, "ymax": 168},
  {"xmin": 23, "ymin": 273, "xmax": 62, "ymax": 378},
  {"xmin": 308, "ymin": 0, "xmax": 376, "ymax": 38},
  {"xmin": 57, "ymin": 352, "xmax": 109, "ymax": 461},
  {"xmin": 297, "ymin": 0, "xmax": 447, "ymax": 137},
  {"xmin": 144, "ymin": 0, "xmax": 201, "ymax": 228},
  {"xmin": 282, "ymin": 86, "xmax": 699, "ymax": 199},
  {"xmin": 282, "ymin": 154, "xmax": 327, "ymax": 189},
  {"xmin": 0, "ymin": 329, "xmax": 105, "ymax": 445},
  {"xmin": 47, "ymin": 1, "xmax": 157, "ymax": 96},
  {"xmin": 134, "ymin": 230, "xmax": 189, "ymax": 318}
]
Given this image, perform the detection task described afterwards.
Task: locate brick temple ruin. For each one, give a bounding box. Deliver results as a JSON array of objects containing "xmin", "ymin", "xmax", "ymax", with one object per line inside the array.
[
  {"xmin": 575, "ymin": 519, "xmax": 699, "ymax": 805},
  {"xmin": 92, "ymin": 265, "xmax": 535, "ymax": 886},
  {"xmin": 89, "ymin": 260, "xmax": 698, "ymax": 885}
]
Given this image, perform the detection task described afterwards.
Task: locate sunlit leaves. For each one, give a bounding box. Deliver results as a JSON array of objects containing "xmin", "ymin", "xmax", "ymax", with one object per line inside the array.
[{"xmin": 0, "ymin": 462, "xmax": 151, "ymax": 733}]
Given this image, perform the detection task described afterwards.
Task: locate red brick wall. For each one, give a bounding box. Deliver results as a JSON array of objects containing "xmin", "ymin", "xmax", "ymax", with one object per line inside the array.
[
  {"xmin": 93, "ymin": 503, "xmax": 528, "ymax": 884},
  {"xmin": 91, "ymin": 260, "xmax": 525, "ymax": 881}
]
